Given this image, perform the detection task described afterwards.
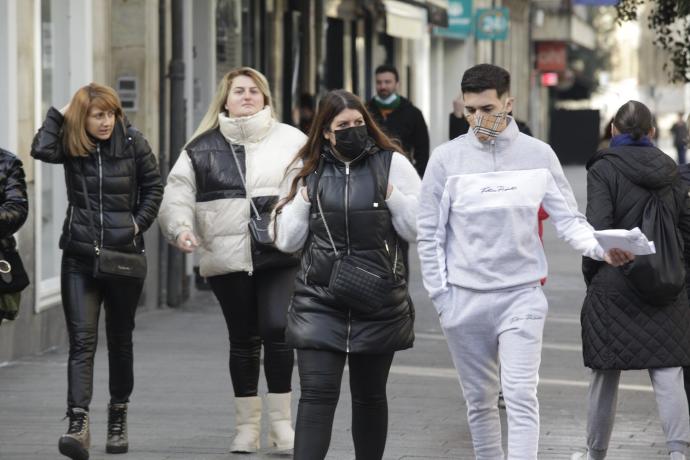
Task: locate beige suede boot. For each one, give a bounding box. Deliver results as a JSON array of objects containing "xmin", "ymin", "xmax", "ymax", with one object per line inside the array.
[{"xmin": 265, "ymin": 392, "xmax": 295, "ymax": 453}]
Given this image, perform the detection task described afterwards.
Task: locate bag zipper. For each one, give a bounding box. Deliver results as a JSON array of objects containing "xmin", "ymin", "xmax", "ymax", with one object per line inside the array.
[{"xmin": 355, "ymin": 265, "xmax": 382, "ymax": 278}]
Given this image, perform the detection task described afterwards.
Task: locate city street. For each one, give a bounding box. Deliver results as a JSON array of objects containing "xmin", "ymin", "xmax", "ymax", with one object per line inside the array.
[{"xmin": 0, "ymin": 166, "xmax": 677, "ymax": 459}]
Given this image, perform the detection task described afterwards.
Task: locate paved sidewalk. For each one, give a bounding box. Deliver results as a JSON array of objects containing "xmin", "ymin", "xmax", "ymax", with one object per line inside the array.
[{"xmin": 0, "ymin": 166, "xmax": 680, "ymax": 459}]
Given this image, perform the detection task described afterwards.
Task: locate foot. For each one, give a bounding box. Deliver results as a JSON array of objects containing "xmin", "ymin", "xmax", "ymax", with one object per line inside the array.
[
  {"xmin": 106, "ymin": 403, "xmax": 129, "ymax": 454},
  {"xmin": 58, "ymin": 408, "xmax": 90, "ymax": 460}
]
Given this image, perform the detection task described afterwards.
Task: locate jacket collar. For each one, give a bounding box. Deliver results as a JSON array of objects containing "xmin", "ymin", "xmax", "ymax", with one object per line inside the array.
[
  {"xmin": 466, "ymin": 116, "xmax": 520, "ymax": 151},
  {"xmin": 218, "ymin": 106, "xmax": 274, "ymax": 144}
]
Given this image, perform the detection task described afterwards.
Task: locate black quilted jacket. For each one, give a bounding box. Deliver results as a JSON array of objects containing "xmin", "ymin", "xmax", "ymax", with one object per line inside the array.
[
  {"xmin": 31, "ymin": 107, "xmax": 163, "ymax": 258},
  {"xmin": 581, "ymin": 146, "xmax": 690, "ymax": 370},
  {"xmin": 0, "ymin": 149, "xmax": 28, "ymax": 252}
]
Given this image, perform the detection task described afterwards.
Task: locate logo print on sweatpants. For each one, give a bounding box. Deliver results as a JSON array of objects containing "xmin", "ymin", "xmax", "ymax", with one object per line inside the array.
[{"xmin": 481, "ymin": 185, "xmax": 517, "ymax": 193}]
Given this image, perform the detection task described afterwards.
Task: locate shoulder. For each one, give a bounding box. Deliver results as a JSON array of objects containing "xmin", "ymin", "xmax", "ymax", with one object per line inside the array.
[{"xmin": 269, "ymin": 123, "xmax": 308, "ymax": 153}]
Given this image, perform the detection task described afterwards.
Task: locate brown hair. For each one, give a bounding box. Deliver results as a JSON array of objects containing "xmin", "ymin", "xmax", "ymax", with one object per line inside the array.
[
  {"xmin": 274, "ymin": 89, "xmax": 402, "ymax": 216},
  {"xmin": 612, "ymin": 100, "xmax": 654, "ymax": 141},
  {"xmin": 62, "ymin": 83, "xmax": 124, "ymax": 157},
  {"xmin": 186, "ymin": 67, "xmax": 274, "ymax": 147}
]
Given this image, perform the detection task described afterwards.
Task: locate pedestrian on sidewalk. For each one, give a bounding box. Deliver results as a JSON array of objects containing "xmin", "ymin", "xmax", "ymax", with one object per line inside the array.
[
  {"xmin": 671, "ymin": 112, "xmax": 689, "ymax": 165},
  {"xmin": 571, "ymin": 101, "xmax": 690, "ymax": 460},
  {"xmin": 0, "ymin": 147, "xmax": 29, "ymax": 326},
  {"xmin": 158, "ymin": 67, "xmax": 306, "ymax": 454},
  {"xmin": 31, "ymin": 83, "xmax": 163, "ymax": 460},
  {"xmin": 273, "ymin": 89, "xmax": 420, "ymax": 459},
  {"xmin": 417, "ymin": 64, "xmax": 632, "ymax": 460}
]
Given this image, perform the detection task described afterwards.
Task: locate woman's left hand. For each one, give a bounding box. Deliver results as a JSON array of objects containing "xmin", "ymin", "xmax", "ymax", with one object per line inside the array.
[
  {"xmin": 604, "ymin": 248, "xmax": 635, "ymax": 266},
  {"xmin": 386, "ymin": 183, "xmax": 393, "ymax": 199}
]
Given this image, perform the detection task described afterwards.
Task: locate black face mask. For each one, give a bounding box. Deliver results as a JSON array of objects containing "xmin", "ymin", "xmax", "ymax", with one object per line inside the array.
[{"xmin": 332, "ymin": 125, "xmax": 369, "ymax": 161}]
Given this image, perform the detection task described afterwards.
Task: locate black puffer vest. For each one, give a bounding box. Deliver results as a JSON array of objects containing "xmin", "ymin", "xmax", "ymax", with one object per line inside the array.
[
  {"xmin": 286, "ymin": 148, "xmax": 414, "ymax": 354},
  {"xmin": 185, "ymin": 129, "xmax": 297, "ymax": 269}
]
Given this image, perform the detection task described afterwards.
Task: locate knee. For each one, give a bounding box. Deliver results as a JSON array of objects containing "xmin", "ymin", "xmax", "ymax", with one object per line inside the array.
[
  {"xmin": 299, "ymin": 375, "xmax": 340, "ymax": 405},
  {"xmin": 70, "ymin": 328, "xmax": 98, "ymax": 353},
  {"xmin": 230, "ymin": 336, "xmax": 261, "ymax": 357},
  {"xmin": 502, "ymin": 384, "xmax": 538, "ymax": 414}
]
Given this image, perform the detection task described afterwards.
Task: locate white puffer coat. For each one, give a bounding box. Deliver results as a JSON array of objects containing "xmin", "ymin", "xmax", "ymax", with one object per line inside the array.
[{"xmin": 158, "ymin": 107, "xmax": 306, "ymax": 276}]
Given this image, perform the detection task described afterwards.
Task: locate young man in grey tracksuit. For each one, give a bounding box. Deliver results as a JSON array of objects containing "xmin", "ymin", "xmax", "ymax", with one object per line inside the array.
[{"xmin": 417, "ymin": 64, "xmax": 632, "ymax": 460}]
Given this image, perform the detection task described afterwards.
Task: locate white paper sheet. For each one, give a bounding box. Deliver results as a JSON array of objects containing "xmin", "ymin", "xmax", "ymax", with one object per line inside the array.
[{"xmin": 593, "ymin": 227, "xmax": 656, "ymax": 255}]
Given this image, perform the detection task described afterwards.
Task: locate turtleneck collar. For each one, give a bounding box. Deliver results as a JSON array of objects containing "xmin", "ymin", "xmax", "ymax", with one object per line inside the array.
[
  {"xmin": 218, "ymin": 106, "xmax": 275, "ymax": 144},
  {"xmin": 466, "ymin": 116, "xmax": 520, "ymax": 151}
]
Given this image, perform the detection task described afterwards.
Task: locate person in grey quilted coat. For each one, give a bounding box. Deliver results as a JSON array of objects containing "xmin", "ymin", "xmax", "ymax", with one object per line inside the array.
[{"xmin": 572, "ymin": 101, "xmax": 690, "ymax": 460}]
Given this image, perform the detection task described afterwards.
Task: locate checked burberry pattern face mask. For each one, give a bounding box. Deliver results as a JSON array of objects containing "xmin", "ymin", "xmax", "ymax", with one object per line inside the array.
[{"xmin": 467, "ymin": 110, "xmax": 508, "ymax": 142}]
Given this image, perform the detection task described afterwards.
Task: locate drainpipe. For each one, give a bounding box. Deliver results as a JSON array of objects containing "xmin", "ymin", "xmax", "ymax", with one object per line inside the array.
[
  {"xmin": 167, "ymin": 0, "xmax": 186, "ymax": 307},
  {"xmin": 158, "ymin": 0, "xmax": 168, "ymax": 309}
]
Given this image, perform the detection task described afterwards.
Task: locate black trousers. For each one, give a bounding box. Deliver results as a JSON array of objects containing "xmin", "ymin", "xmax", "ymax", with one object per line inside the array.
[
  {"xmin": 61, "ymin": 255, "xmax": 144, "ymax": 410},
  {"xmin": 293, "ymin": 349, "xmax": 395, "ymax": 460},
  {"xmin": 208, "ymin": 265, "xmax": 297, "ymax": 397}
]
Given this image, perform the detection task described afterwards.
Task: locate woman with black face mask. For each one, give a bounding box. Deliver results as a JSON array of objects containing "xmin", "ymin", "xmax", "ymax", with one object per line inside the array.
[{"xmin": 273, "ymin": 89, "xmax": 421, "ymax": 459}]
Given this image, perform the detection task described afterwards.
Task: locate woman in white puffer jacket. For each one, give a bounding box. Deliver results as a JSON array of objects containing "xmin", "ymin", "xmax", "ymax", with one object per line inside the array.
[{"xmin": 158, "ymin": 67, "xmax": 306, "ymax": 454}]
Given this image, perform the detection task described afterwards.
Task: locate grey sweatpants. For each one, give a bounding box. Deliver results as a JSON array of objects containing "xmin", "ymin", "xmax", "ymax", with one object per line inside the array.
[
  {"xmin": 585, "ymin": 367, "xmax": 690, "ymax": 460},
  {"xmin": 439, "ymin": 284, "xmax": 547, "ymax": 460}
]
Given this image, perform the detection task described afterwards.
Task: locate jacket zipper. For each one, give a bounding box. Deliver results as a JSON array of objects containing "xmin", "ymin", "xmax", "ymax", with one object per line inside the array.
[
  {"xmin": 384, "ymin": 239, "xmax": 397, "ymax": 277},
  {"xmin": 97, "ymin": 145, "xmax": 104, "ymax": 248},
  {"xmin": 344, "ymin": 161, "xmax": 352, "ymax": 353}
]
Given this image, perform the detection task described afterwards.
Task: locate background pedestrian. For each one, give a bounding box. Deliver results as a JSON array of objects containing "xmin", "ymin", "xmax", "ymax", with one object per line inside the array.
[{"xmin": 671, "ymin": 112, "xmax": 689, "ymax": 164}]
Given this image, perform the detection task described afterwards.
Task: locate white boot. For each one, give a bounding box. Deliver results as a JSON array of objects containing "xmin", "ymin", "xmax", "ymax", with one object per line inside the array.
[
  {"xmin": 230, "ymin": 396, "xmax": 262, "ymax": 453},
  {"xmin": 670, "ymin": 452, "xmax": 687, "ymax": 460},
  {"xmin": 265, "ymin": 392, "xmax": 295, "ymax": 453}
]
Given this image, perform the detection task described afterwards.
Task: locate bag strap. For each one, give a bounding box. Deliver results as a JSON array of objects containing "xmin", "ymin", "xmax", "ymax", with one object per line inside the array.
[
  {"xmin": 228, "ymin": 142, "xmax": 262, "ymax": 221},
  {"xmin": 312, "ymin": 158, "xmax": 339, "ymax": 257},
  {"xmin": 77, "ymin": 159, "xmax": 101, "ymax": 254}
]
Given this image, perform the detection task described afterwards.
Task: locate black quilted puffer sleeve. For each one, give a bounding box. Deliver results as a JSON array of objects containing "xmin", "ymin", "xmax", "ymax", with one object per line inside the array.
[
  {"xmin": 31, "ymin": 107, "xmax": 67, "ymax": 164},
  {"xmin": 583, "ymin": 160, "xmax": 614, "ymax": 285},
  {"xmin": 132, "ymin": 130, "xmax": 163, "ymax": 233},
  {"xmin": 0, "ymin": 152, "xmax": 28, "ymax": 239}
]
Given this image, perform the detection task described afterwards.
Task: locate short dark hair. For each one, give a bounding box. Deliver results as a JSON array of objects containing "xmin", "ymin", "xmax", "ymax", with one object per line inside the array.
[
  {"xmin": 613, "ymin": 100, "xmax": 653, "ymax": 141},
  {"xmin": 461, "ymin": 64, "xmax": 511, "ymax": 98},
  {"xmin": 375, "ymin": 64, "xmax": 399, "ymax": 82}
]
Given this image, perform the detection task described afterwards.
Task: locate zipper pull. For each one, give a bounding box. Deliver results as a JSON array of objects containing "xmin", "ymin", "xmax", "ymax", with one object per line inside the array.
[
  {"xmin": 345, "ymin": 162, "xmax": 350, "ymax": 175},
  {"xmin": 384, "ymin": 240, "xmax": 390, "ymax": 255}
]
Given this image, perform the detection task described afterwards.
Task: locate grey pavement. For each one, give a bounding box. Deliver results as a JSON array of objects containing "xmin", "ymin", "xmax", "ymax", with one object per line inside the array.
[{"xmin": 0, "ymin": 166, "xmax": 680, "ymax": 459}]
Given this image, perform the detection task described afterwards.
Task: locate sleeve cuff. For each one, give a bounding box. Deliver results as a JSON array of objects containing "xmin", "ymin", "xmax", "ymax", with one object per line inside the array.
[{"xmin": 430, "ymin": 289, "xmax": 451, "ymax": 315}]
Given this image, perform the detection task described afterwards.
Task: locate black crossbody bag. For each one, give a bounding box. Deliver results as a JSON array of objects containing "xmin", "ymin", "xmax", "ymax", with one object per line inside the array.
[{"xmin": 78, "ymin": 159, "xmax": 147, "ymax": 281}]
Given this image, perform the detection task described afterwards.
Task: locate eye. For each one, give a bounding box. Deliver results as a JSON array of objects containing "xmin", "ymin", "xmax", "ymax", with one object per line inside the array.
[
  {"xmin": 466, "ymin": 108, "xmax": 476, "ymax": 114},
  {"xmin": 355, "ymin": 119, "xmax": 364, "ymax": 126}
]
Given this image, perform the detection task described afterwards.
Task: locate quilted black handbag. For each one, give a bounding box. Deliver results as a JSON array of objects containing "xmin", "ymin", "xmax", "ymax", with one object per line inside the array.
[
  {"xmin": 0, "ymin": 247, "xmax": 30, "ymax": 294},
  {"xmin": 316, "ymin": 181, "xmax": 395, "ymax": 314}
]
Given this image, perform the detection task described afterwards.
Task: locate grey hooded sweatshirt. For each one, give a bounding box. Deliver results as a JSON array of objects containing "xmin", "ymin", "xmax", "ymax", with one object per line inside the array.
[{"xmin": 417, "ymin": 118, "xmax": 605, "ymax": 310}]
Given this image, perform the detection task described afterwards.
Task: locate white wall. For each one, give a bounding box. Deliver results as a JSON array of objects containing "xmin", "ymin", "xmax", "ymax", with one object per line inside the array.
[{"xmin": 0, "ymin": 0, "xmax": 18, "ymax": 153}]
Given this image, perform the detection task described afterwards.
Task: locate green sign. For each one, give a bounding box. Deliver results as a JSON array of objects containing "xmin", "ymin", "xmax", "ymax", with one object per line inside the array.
[
  {"xmin": 434, "ymin": 0, "xmax": 473, "ymax": 40},
  {"xmin": 475, "ymin": 7, "xmax": 509, "ymax": 41}
]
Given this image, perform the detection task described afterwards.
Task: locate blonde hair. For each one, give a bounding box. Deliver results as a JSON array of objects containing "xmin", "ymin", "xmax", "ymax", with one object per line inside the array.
[
  {"xmin": 185, "ymin": 67, "xmax": 275, "ymax": 147},
  {"xmin": 63, "ymin": 83, "xmax": 124, "ymax": 157}
]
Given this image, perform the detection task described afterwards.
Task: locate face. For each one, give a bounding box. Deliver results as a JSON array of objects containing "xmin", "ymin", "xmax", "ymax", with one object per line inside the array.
[
  {"xmin": 225, "ymin": 75, "xmax": 265, "ymax": 117},
  {"xmin": 323, "ymin": 108, "xmax": 365, "ymax": 145},
  {"xmin": 375, "ymin": 72, "xmax": 398, "ymax": 99},
  {"xmin": 463, "ymin": 89, "xmax": 513, "ymax": 141},
  {"xmin": 462, "ymin": 89, "xmax": 513, "ymax": 118},
  {"xmin": 85, "ymin": 106, "xmax": 116, "ymax": 140}
]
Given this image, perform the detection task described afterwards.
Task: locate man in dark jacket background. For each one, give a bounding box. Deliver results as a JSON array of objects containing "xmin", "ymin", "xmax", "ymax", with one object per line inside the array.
[{"xmin": 367, "ymin": 64, "xmax": 430, "ymax": 177}]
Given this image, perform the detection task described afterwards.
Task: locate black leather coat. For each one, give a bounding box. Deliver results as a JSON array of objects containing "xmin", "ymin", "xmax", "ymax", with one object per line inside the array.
[
  {"xmin": 581, "ymin": 146, "xmax": 690, "ymax": 370},
  {"xmin": 31, "ymin": 107, "xmax": 163, "ymax": 258},
  {"xmin": 0, "ymin": 149, "xmax": 28, "ymax": 252},
  {"xmin": 286, "ymin": 148, "xmax": 415, "ymax": 354}
]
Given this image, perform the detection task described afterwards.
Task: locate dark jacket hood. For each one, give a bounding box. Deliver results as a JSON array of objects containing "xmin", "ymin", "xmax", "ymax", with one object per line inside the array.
[{"xmin": 587, "ymin": 145, "xmax": 678, "ymax": 190}]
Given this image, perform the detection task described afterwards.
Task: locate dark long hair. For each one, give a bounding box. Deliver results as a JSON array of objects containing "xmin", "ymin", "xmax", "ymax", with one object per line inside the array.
[
  {"xmin": 613, "ymin": 100, "xmax": 653, "ymax": 141},
  {"xmin": 274, "ymin": 89, "xmax": 402, "ymax": 216}
]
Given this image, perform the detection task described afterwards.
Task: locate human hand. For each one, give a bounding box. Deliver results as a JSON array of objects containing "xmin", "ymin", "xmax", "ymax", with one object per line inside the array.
[
  {"xmin": 604, "ymin": 248, "xmax": 635, "ymax": 267},
  {"xmin": 175, "ymin": 230, "xmax": 199, "ymax": 253}
]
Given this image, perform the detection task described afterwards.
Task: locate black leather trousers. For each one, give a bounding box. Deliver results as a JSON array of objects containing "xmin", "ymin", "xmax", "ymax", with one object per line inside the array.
[
  {"xmin": 61, "ymin": 255, "xmax": 143, "ymax": 410},
  {"xmin": 208, "ymin": 265, "xmax": 297, "ymax": 397}
]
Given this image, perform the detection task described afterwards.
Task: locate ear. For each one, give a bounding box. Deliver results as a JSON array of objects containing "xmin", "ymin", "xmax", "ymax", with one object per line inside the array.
[
  {"xmin": 649, "ymin": 127, "xmax": 656, "ymax": 139},
  {"xmin": 504, "ymin": 97, "xmax": 514, "ymax": 114},
  {"xmin": 611, "ymin": 123, "xmax": 619, "ymax": 136}
]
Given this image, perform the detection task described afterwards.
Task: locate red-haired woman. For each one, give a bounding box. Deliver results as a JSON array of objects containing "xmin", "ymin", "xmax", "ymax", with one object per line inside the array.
[
  {"xmin": 273, "ymin": 89, "xmax": 421, "ymax": 459},
  {"xmin": 31, "ymin": 83, "xmax": 163, "ymax": 460}
]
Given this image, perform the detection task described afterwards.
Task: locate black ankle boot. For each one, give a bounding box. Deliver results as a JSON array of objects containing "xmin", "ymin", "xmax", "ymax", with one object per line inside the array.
[
  {"xmin": 58, "ymin": 408, "xmax": 90, "ymax": 460},
  {"xmin": 106, "ymin": 403, "xmax": 128, "ymax": 454}
]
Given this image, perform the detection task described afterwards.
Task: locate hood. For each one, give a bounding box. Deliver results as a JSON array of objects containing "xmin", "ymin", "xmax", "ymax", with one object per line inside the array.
[
  {"xmin": 218, "ymin": 106, "xmax": 274, "ymax": 144},
  {"xmin": 587, "ymin": 146, "xmax": 678, "ymax": 190}
]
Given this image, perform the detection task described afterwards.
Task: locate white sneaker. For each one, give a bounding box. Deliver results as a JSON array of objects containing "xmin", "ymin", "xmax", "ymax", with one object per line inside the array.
[{"xmin": 570, "ymin": 452, "xmax": 588, "ymax": 460}]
